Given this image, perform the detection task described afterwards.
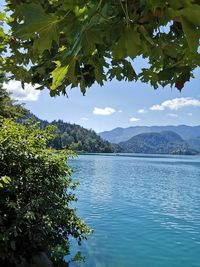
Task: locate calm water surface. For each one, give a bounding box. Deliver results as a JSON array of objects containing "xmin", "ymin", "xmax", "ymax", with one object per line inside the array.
[{"xmin": 68, "ymin": 154, "xmax": 200, "ymax": 267}]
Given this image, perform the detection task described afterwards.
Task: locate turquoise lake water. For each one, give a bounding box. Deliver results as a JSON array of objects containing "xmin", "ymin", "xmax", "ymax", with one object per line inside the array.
[{"xmin": 69, "ymin": 154, "xmax": 200, "ymax": 267}]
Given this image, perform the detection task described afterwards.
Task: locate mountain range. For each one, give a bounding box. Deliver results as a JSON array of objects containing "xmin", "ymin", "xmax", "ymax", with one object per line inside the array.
[
  {"xmin": 99, "ymin": 125, "xmax": 200, "ymax": 143},
  {"xmin": 99, "ymin": 125, "xmax": 200, "ymax": 155},
  {"xmin": 117, "ymin": 131, "xmax": 198, "ymax": 155},
  {"xmin": 20, "ymin": 113, "xmax": 200, "ymax": 155}
]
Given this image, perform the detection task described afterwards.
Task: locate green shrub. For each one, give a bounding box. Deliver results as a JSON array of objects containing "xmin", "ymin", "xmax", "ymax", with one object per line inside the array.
[
  {"xmin": 0, "ymin": 118, "xmax": 90, "ymax": 266},
  {"xmin": 0, "ymin": 87, "xmax": 27, "ymax": 119}
]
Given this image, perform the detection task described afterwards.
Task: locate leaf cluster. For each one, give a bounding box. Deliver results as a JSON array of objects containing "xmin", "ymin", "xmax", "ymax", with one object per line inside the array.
[
  {"xmin": 0, "ymin": 87, "xmax": 27, "ymax": 119},
  {"xmin": 2, "ymin": 0, "xmax": 200, "ymax": 94}
]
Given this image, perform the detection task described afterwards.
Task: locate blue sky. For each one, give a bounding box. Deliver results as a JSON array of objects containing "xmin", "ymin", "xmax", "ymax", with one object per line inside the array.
[{"xmin": 5, "ymin": 58, "xmax": 200, "ymax": 133}]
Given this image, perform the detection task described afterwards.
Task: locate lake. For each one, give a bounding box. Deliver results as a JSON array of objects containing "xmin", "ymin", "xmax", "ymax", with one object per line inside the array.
[{"xmin": 69, "ymin": 154, "xmax": 200, "ymax": 267}]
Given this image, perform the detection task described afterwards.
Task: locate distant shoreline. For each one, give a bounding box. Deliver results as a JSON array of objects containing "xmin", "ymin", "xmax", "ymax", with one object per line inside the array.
[{"xmin": 77, "ymin": 152, "xmax": 199, "ymax": 158}]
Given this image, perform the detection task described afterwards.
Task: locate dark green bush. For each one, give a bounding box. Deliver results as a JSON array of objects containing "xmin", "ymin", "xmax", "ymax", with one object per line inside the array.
[{"xmin": 0, "ymin": 118, "xmax": 90, "ymax": 266}]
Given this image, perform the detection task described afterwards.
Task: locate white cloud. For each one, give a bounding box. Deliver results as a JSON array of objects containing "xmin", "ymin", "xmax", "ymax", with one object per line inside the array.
[
  {"xmin": 4, "ymin": 80, "xmax": 40, "ymax": 101},
  {"xmin": 138, "ymin": 108, "xmax": 147, "ymax": 114},
  {"xmin": 129, "ymin": 117, "xmax": 140, "ymax": 122},
  {"xmin": 118, "ymin": 110, "xmax": 123, "ymax": 113},
  {"xmin": 81, "ymin": 117, "xmax": 89, "ymax": 121},
  {"xmin": 187, "ymin": 113, "xmax": 193, "ymax": 116},
  {"xmin": 93, "ymin": 107, "xmax": 116, "ymax": 116},
  {"xmin": 150, "ymin": 97, "xmax": 200, "ymax": 111},
  {"xmin": 150, "ymin": 104, "xmax": 165, "ymax": 111},
  {"xmin": 167, "ymin": 113, "xmax": 178, "ymax": 117}
]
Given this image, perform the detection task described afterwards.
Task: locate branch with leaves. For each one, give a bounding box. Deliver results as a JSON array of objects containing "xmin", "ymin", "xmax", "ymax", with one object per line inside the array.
[{"xmin": 1, "ymin": 0, "xmax": 200, "ymax": 95}]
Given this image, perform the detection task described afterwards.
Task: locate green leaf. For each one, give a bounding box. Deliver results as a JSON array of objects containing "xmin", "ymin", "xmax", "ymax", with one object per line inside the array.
[
  {"xmin": 2, "ymin": 176, "xmax": 11, "ymax": 184},
  {"xmin": 0, "ymin": 176, "xmax": 11, "ymax": 186},
  {"xmin": 181, "ymin": 6, "xmax": 200, "ymax": 26},
  {"xmin": 139, "ymin": 26, "xmax": 154, "ymax": 46},
  {"xmin": 181, "ymin": 16, "xmax": 200, "ymax": 51},
  {"xmin": 51, "ymin": 58, "xmax": 77, "ymax": 90},
  {"xmin": 158, "ymin": 68, "xmax": 175, "ymax": 80},
  {"xmin": 95, "ymin": 68, "xmax": 106, "ymax": 85},
  {"xmin": 0, "ymin": 28, "xmax": 6, "ymax": 38},
  {"xmin": 51, "ymin": 61, "xmax": 68, "ymax": 90},
  {"xmin": 16, "ymin": 4, "xmax": 59, "ymax": 53},
  {"xmin": 167, "ymin": 0, "xmax": 191, "ymax": 10},
  {"xmin": 125, "ymin": 27, "xmax": 142, "ymax": 58},
  {"xmin": 10, "ymin": 241, "xmax": 16, "ymax": 251},
  {"xmin": 67, "ymin": 58, "xmax": 77, "ymax": 84},
  {"xmin": 0, "ymin": 13, "xmax": 6, "ymax": 21},
  {"xmin": 112, "ymin": 36, "xmax": 126, "ymax": 59},
  {"xmin": 112, "ymin": 27, "xmax": 141, "ymax": 59},
  {"xmin": 82, "ymin": 29, "xmax": 103, "ymax": 55}
]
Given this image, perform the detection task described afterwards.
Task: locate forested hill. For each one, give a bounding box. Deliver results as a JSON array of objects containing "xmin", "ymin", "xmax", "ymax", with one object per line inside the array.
[
  {"xmin": 19, "ymin": 113, "xmax": 115, "ymax": 153},
  {"xmin": 118, "ymin": 131, "xmax": 198, "ymax": 155},
  {"xmin": 49, "ymin": 120, "xmax": 115, "ymax": 152},
  {"xmin": 99, "ymin": 125, "xmax": 200, "ymax": 143}
]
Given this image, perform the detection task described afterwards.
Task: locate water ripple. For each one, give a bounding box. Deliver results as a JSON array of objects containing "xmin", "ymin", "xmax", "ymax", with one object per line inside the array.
[{"xmin": 69, "ymin": 154, "xmax": 200, "ymax": 267}]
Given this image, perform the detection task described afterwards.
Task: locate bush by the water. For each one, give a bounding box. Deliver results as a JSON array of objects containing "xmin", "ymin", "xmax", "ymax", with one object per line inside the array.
[{"xmin": 0, "ymin": 88, "xmax": 90, "ymax": 266}]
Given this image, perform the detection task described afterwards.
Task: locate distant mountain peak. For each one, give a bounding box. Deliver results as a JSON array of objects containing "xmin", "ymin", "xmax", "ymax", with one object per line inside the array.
[{"xmin": 99, "ymin": 125, "xmax": 200, "ymax": 143}]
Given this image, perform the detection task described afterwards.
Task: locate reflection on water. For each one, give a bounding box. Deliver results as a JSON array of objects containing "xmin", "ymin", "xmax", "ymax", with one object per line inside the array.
[
  {"xmin": 89, "ymin": 158, "xmax": 114, "ymax": 204},
  {"xmin": 69, "ymin": 154, "xmax": 200, "ymax": 267}
]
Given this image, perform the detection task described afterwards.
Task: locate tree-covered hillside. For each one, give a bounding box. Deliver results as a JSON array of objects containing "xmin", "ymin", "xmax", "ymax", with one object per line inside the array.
[
  {"xmin": 100, "ymin": 125, "xmax": 200, "ymax": 143},
  {"xmin": 19, "ymin": 113, "xmax": 115, "ymax": 153},
  {"xmin": 187, "ymin": 137, "xmax": 200, "ymax": 152},
  {"xmin": 49, "ymin": 120, "xmax": 115, "ymax": 152},
  {"xmin": 118, "ymin": 131, "xmax": 198, "ymax": 155}
]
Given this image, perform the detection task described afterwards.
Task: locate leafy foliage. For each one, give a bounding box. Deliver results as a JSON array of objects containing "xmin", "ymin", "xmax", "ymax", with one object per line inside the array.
[
  {"xmin": 0, "ymin": 87, "xmax": 27, "ymax": 119},
  {"xmin": 1, "ymin": 0, "xmax": 200, "ymax": 95},
  {"xmin": 0, "ymin": 88, "xmax": 90, "ymax": 266},
  {"xmin": 0, "ymin": 13, "xmax": 7, "ymax": 79}
]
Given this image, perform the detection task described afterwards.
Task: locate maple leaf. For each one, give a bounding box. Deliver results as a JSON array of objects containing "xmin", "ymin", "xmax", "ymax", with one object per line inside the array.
[{"xmin": 15, "ymin": 4, "xmax": 59, "ymax": 53}]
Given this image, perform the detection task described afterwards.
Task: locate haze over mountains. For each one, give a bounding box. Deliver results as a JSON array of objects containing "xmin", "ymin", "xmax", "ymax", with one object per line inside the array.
[
  {"xmin": 99, "ymin": 125, "xmax": 200, "ymax": 143},
  {"xmin": 99, "ymin": 125, "xmax": 200, "ymax": 154},
  {"xmin": 117, "ymin": 131, "xmax": 198, "ymax": 155}
]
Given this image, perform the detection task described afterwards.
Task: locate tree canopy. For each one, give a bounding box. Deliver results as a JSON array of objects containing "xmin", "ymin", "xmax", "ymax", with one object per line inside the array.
[
  {"xmin": 0, "ymin": 87, "xmax": 27, "ymax": 118},
  {"xmin": 1, "ymin": 0, "xmax": 200, "ymax": 95}
]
